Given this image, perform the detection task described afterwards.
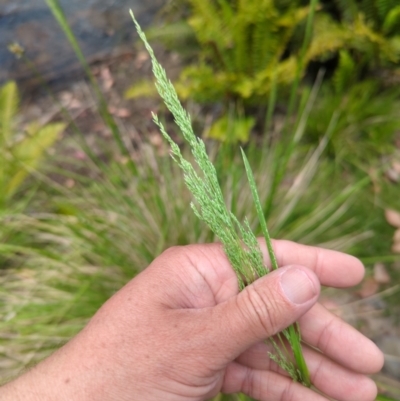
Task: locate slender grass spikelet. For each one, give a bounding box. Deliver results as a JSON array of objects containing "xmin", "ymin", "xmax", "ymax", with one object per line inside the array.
[{"xmin": 130, "ymin": 10, "xmax": 311, "ymax": 387}]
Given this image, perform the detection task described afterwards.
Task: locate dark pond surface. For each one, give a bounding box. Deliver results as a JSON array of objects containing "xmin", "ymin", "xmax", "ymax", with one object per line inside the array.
[{"xmin": 0, "ymin": 0, "xmax": 163, "ymax": 86}]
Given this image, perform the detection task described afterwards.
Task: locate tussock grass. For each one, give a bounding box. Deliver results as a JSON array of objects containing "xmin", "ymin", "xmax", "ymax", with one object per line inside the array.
[{"xmin": 0, "ymin": 122, "xmax": 368, "ymax": 383}]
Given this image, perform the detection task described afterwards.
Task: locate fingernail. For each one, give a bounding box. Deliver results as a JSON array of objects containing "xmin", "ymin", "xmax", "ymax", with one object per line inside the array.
[{"xmin": 281, "ymin": 268, "xmax": 317, "ymax": 304}]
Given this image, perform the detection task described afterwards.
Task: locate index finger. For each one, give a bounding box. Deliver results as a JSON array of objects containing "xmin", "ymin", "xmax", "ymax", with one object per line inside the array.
[{"xmin": 259, "ymin": 239, "xmax": 365, "ymax": 288}]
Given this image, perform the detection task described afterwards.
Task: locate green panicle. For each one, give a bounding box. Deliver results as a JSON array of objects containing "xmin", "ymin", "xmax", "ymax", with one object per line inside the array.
[{"xmin": 131, "ymin": 9, "xmax": 311, "ymax": 387}]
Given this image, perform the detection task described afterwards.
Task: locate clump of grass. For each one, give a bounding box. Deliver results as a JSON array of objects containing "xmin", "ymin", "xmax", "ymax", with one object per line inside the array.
[
  {"xmin": 1, "ymin": 1, "xmax": 373, "ymax": 387},
  {"xmin": 131, "ymin": 11, "xmax": 311, "ymax": 387}
]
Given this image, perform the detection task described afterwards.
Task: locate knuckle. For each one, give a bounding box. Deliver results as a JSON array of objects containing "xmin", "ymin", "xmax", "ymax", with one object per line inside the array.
[
  {"xmin": 313, "ymin": 246, "xmax": 324, "ymax": 280},
  {"xmin": 241, "ymin": 368, "xmax": 260, "ymax": 399},
  {"xmin": 316, "ymin": 315, "xmax": 338, "ymax": 351},
  {"xmin": 161, "ymin": 245, "xmax": 187, "ymax": 259},
  {"xmin": 158, "ymin": 245, "xmax": 195, "ymax": 267},
  {"xmin": 161, "ymin": 244, "xmax": 205, "ymax": 263},
  {"xmin": 240, "ymin": 282, "xmax": 284, "ymax": 338}
]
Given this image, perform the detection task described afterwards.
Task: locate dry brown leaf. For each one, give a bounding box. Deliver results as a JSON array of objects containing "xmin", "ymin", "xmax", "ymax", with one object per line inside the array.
[
  {"xmin": 394, "ymin": 228, "xmax": 400, "ymax": 243},
  {"xmin": 386, "ymin": 167, "xmax": 399, "ymax": 183},
  {"xmin": 108, "ymin": 106, "xmax": 131, "ymax": 118},
  {"xmin": 116, "ymin": 108, "xmax": 131, "ymax": 118},
  {"xmin": 149, "ymin": 132, "xmax": 163, "ymax": 147},
  {"xmin": 386, "ymin": 160, "xmax": 400, "ymax": 182},
  {"xmin": 373, "ymin": 263, "xmax": 391, "ymax": 284},
  {"xmin": 73, "ymin": 150, "xmax": 87, "ymax": 160},
  {"xmin": 100, "ymin": 67, "xmax": 114, "ymax": 91},
  {"xmin": 385, "ymin": 209, "xmax": 400, "ymax": 228},
  {"xmin": 392, "ymin": 241, "xmax": 400, "ymax": 254},
  {"xmin": 358, "ymin": 277, "xmax": 380, "ymax": 298},
  {"xmin": 118, "ymin": 156, "xmax": 130, "ymax": 165},
  {"xmin": 134, "ymin": 50, "xmax": 150, "ymax": 68},
  {"xmin": 65, "ymin": 178, "xmax": 75, "ymax": 189},
  {"xmin": 393, "ymin": 161, "xmax": 400, "ymax": 174},
  {"xmin": 59, "ymin": 91, "xmax": 82, "ymax": 109}
]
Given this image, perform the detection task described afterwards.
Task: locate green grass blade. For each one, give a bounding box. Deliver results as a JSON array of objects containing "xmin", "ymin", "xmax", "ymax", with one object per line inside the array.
[
  {"xmin": 286, "ymin": 0, "xmax": 318, "ymax": 119},
  {"xmin": 45, "ymin": 0, "xmax": 136, "ymax": 174},
  {"xmin": 45, "ymin": 0, "xmax": 90, "ymax": 75},
  {"xmin": 241, "ymin": 148, "xmax": 310, "ymax": 387},
  {"xmin": 288, "ymin": 323, "xmax": 311, "ymax": 387},
  {"xmin": 375, "ymin": 395, "xmax": 399, "ymax": 401},
  {"xmin": 241, "ymin": 148, "xmax": 277, "ymax": 271},
  {"xmin": 263, "ymin": 0, "xmax": 319, "ymax": 220}
]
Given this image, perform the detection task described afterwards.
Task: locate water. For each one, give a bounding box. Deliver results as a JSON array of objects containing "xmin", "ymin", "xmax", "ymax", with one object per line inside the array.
[{"xmin": 0, "ymin": 0, "xmax": 163, "ymax": 86}]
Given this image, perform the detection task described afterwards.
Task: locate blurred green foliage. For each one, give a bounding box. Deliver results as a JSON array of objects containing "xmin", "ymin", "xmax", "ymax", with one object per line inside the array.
[
  {"xmin": 128, "ymin": 0, "xmax": 400, "ymax": 146},
  {"xmin": 174, "ymin": 0, "xmax": 310, "ymax": 102},
  {"xmin": 305, "ymin": 79, "xmax": 400, "ymax": 164},
  {"xmin": 170, "ymin": 0, "xmax": 400, "ymax": 103},
  {"xmin": 0, "ymin": 81, "xmax": 65, "ymax": 206}
]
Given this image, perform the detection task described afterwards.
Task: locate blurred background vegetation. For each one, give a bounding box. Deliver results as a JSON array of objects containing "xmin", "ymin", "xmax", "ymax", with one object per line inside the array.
[{"xmin": 1, "ymin": 0, "xmax": 400, "ymax": 399}]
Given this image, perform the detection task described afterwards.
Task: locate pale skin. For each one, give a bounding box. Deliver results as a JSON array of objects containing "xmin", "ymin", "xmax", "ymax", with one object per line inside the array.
[{"xmin": 0, "ymin": 240, "xmax": 384, "ymax": 401}]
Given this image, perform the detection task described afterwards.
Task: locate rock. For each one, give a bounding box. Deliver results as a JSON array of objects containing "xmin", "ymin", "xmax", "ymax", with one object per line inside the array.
[{"xmin": 0, "ymin": 0, "xmax": 163, "ymax": 86}]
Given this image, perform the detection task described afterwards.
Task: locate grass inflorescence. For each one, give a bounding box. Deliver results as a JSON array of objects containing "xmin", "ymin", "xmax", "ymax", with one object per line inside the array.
[{"xmin": 130, "ymin": 10, "xmax": 311, "ymax": 387}]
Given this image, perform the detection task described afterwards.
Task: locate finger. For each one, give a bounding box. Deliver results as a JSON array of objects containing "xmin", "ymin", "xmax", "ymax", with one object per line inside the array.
[
  {"xmin": 222, "ymin": 362, "xmax": 329, "ymax": 401},
  {"xmin": 235, "ymin": 342, "xmax": 378, "ymax": 401},
  {"xmin": 306, "ymin": 346, "xmax": 378, "ymax": 401},
  {"xmin": 143, "ymin": 244, "xmax": 240, "ymax": 307},
  {"xmin": 152, "ymin": 241, "xmax": 364, "ymax": 308},
  {"xmin": 299, "ymin": 303, "xmax": 384, "ymax": 374},
  {"xmin": 261, "ymin": 239, "xmax": 365, "ymax": 287},
  {"xmin": 236, "ymin": 303, "xmax": 384, "ymax": 376},
  {"xmin": 207, "ymin": 265, "xmax": 320, "ymax": 362}
]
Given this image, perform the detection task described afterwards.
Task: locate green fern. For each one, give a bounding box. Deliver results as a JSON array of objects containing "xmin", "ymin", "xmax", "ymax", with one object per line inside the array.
[
  {"xmin": 332, "ymin": 50, "xmax": 357, "ymax": 94},
  {"xmin": 375, "ymin": 0, "xmax": 394, "ymax": 21},
  {"xmin": 383, "ymin": 5, "xmax": 400, "ymax": 34},
  {"xmin": 336, "ymin": 0, "xmax": 400, "ymax": 34},
  {"xmin": 183, "ymin": 0, "xmax": 310, "ymax": 100},
  {"xmin": 126, "ymin": 0, "xmax": 400, "ymax": 144}
]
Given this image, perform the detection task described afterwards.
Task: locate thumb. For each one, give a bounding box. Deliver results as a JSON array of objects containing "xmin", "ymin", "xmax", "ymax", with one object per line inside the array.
[{"xmin": 209, "ymin": 265, "xmax": 320, "ymax": 361}]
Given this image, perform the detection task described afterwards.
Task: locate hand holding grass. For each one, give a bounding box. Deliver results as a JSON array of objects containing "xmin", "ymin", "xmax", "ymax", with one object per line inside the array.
[
  {"xmin": 0, "ymin": 242, "xmax": 383, "ymax": 401},
  {"xmin": 125, "ymin": 14, "xmax": 382, "ymax": 399}
]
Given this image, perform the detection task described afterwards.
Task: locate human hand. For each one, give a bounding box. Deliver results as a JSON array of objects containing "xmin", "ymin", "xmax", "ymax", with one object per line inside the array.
[{"xmin": 1, "ymin": 240, "xmax": 383, "ymax": 401}]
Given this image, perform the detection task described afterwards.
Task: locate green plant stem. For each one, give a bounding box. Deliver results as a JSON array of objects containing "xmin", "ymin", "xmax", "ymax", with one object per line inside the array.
[
  {"xmin": 45, "ymin": 0, "xmax": 137, "ymax": 175},
  {"xmin": 130, "ymin": 9, "xmax": 311, "ymax": 387},
  {"xmin": 264, "ymin": 0, "xmax": 318, "ymax": 219},
  {"xmin": 241, "ymin": 148, "xmax": 310, "ymax": 387},
  {"xmin": 286, "ymin": 0, "xmax": 318, "ymax": 119},
  {"xmin": 241, "ymin": 148, "xmax": 277, "ymax": 271}
]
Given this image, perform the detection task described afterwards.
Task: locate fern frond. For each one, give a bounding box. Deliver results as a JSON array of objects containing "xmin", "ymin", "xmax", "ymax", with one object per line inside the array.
[
  {"xmin": 334, "ymin": 0, "xmax": 358, "ymax": 22},
  {"xmin": 361, "ymin": 0, "xmax": 378, "ymax": 26},
  {"xmin": 306, "ymin": 14, "xmax": 348, "ymax": 61},
  {"xmin": 383, "ymin": 5, "xmax": 400, "ymax": 35},
  {"xmin": 375, "ymin": 0, "xmax": 392, "ymax": 21},
  {"xmin": 333, "ymin": 50, "xmax": 357, "ymax": 94}
]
